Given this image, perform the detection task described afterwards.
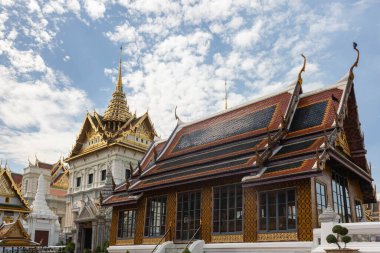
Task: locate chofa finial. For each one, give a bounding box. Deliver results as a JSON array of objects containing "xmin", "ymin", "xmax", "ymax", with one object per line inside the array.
[
  {"xmin": 297, "ymin": 54, "xmax": 306, "ymax": 85},
  {"xmin": 349, "ymin": 42, "xmax": 360, "ymax": 80}
]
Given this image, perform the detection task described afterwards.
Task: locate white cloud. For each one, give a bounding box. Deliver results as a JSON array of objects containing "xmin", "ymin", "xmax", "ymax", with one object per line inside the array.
[
  {"xmin": 0, "ymin": 67, "xmax": 91, "ymax": 166},
  {"xmin": 233, "ymin": 19, "xmax": 264, "ymax": 49},
  {"xmin": 83, "ymin": 0, "xmax": 107, "ymax": 20},
  {"xmin": 63, "ymin": 55, "xmax": 70, "ymax": 62}
]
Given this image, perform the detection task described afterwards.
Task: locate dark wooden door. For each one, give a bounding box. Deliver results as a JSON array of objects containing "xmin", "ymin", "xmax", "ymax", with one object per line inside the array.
[
  {"xmin": 175, "ymin": 191, "xmax": 201, "ymax": 242},
  {"xmin": 35, "ymin": 230, "xmax": 49, "ymax": 246}
]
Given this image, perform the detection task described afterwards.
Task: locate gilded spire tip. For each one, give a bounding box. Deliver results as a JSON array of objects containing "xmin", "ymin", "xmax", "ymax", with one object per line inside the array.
[
  {"xmin": 116, "ymin": 46, "xmax": 123, "ymax": 92},
  {"xmin": 349, "ymin": 42, "xmax": 359, "ymax": 80},
  {"xmin": 297, "ymin": 54, "xmax": 306, "ymax": 85}
]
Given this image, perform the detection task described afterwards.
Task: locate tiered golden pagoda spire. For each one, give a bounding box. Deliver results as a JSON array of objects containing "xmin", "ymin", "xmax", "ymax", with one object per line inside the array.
[{"xmin": 103, "ymin": 46, "xmax": 131, "ymax": 124}]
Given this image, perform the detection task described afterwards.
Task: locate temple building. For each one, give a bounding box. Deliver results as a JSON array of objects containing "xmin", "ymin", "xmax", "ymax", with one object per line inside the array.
[
  {"xmin": 104, "ymin": 45, "xmax": 376, "ymax": 253},
  {"xmin": 22, "ymin": 157, "xmax": 68, "ymax": 231},
  {"xmin": 63, "ymin": 48, "xmax": 157, "ymax": 253},
  {"xmin": 0, "ymin": 164, "xmax": 38, "ymax": 248}
]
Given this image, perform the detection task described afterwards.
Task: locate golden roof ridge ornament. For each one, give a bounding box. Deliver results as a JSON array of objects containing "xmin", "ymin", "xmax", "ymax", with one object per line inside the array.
[
  {"xmin": 297, "ymin": 54, "xmax": 306, "ymax": 85},
  {"xmin": 349, "ymin": 42, "xmax": 359, "ymax": 80},
  {"xmin": 174, "ymin": 106, "xmax": 184, "ymax": 125}
]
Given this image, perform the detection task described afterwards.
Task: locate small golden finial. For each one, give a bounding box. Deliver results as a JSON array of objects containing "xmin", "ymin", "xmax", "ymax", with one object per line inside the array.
[
  {"xmin": 116, "ymin": 45, "xmax": 123, "ymax": 92},
  {"xmin": 349, "ymin": 42, "xmax": 359, "ymax": 80},
  {"xmin": 225, "ymin": 80, "xmax": 228, "ymax": 110},
  {"xmin": 297, "ymin": 54, "xmax": 306, "ymax": 85}
]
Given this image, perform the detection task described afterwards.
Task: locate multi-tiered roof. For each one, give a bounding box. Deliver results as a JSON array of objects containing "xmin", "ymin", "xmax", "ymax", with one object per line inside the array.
[
  {"xmin": 67, "ymin": 47, "xmax": 157, "ymax": 161},
  {"xmin": 103, "ymin": 44, "xmax": 376, "ymax": 206}
]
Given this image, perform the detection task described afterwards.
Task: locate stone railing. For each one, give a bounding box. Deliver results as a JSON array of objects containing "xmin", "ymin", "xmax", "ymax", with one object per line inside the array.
[{"xmin": 312, "ymin": 205, "xmax": 380, "ymax": 253}]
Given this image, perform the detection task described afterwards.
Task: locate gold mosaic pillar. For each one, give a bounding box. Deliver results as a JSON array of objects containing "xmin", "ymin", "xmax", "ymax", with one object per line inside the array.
[
  {"xmin": 109, "ymin": 206, "xmax": 119, "ymax": 245},
  {"xmin": 297, "ymin": 179, "xmax": 313, "ymax": 241},
  {"xmin": 201, "ymin": 186, "xmax": 212, "ymax": 243},
  {"xmin": 166, "ymin": 192, "xmax": 176, "ymax": 241},
  {"xmin": 243, "ymin": 187, "xmax": 257, "ymax": 242},
  {"xmin": 134, "ymin": 198, "xmax": 146, "ymax": 244}
]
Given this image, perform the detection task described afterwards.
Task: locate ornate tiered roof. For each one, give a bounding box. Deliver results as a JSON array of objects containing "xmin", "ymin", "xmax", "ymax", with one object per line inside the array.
[
  {"xmin": 103, "ymin": 43, "xmax": 376, "ymax": 206},
  {"xmin": 67, "ymin": 48, "xmax": 157, "ymax": 161}
]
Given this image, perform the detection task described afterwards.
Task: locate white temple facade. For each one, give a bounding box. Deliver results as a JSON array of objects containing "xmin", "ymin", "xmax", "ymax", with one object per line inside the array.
[{"xmin": 27, "ymin": 174, "xmax": 60, "ymax": 246}]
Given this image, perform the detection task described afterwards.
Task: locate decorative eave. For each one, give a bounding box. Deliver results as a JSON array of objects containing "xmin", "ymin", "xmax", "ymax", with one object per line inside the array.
[{"xmin": 0, "ymin": 168, "xmax": 31, "ymax": 212}]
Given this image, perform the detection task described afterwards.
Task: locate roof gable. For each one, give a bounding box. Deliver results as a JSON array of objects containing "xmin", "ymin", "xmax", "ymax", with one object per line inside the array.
[{"xmin": 0, "ymin": 168, "xmax": 30, "ymax": 212}]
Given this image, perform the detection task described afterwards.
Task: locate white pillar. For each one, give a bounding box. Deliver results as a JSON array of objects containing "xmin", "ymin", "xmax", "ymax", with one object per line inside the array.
[{"xmin": 319, "ymin": 204, "xmax": 340, "ymax": 246}]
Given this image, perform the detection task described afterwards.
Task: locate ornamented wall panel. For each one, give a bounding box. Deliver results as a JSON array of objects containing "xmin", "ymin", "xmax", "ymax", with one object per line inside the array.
[
  {"xmin": 201, "ymin": 186, "xmax": 212, "ymax": 243},
  {"xmin": 297, "ymin": 179, "xmax": 313, "ymax": 241},
  {"xmin": 243, "ymin": 187, "xmax": 256, "ymax": 242},
  {"xmin": 134, "ymin": 197, "xmax": 146, "ymax": 245},
  {"xmin": 165, "ymin": 192, "xmax": 176, "ymax": 241}
]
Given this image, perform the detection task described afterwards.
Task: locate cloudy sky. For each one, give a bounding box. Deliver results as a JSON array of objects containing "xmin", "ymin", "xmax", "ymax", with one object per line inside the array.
[{"xmin": 0, "ymin": 0, "xmax": 379, "ymax": 185}]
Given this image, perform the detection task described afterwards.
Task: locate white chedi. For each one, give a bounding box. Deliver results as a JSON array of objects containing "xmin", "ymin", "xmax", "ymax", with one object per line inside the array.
[{"xmin": 27, "ymin": 174, "xmax": 60, "ymax": 246}]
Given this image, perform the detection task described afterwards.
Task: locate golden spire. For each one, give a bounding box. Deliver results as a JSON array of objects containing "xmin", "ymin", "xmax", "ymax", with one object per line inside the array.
[
  {"xmin": 116, "ymin": 46, "xmax": 123, "ymax": 93},
  {"xmin": 103, "ymin": 46, "xmax": 131, "ymax": 123},
  {"xmin": 349, "ymin": 42, "xmax": 359, "ymax": 80},
  {"xmin": 297, "ymin": 54, "xmax": 306, "ymax": 85},
  {"xmin": 225, "ymin": 80, "xmax": 228, "ymax": 110}
]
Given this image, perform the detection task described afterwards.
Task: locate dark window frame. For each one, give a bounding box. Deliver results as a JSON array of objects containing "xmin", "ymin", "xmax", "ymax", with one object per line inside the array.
[
  {"xmin": 355, "ymin": 200, "xmax": 363, "ymax": 221},
  {"xmin": 315, "ymin": 181, "xmax": 327, "ymax": 224},
  {"xmin": 88, "ymin": 173, "xmax": 93, "ymax": 185},
  {"xmin": 212, "ymin": 184, "xmax": 243, "ymax": 235},
  {"xmin": 258, "ymin": 188, "xmax": 297, "ymax": 232},
  {"xmin": 76, "ymin": 177, "xmax": 81, "ymax": 187},
  {"xmin": 117, "ymin": 209, "xmax": 137, "ymax": 239},
  {"xmin": 175, "ymin": 190, "xmax": 202, "ymax": 240},
  {"xmin": 144, "ymin": 195, "xmax": 167, "ymax": 237},
  {"xmin": 332, "ymin": 172, "xmax": 352, "ymax": 223},
  {"xmin": 101, "ymin": 170, "xmax": 106, "ymax": 181}
]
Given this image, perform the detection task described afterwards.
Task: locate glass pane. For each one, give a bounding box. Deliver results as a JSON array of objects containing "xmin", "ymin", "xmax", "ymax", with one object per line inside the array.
[
  {"xmin": 259, "ymin": 218, "xmax": 266, "ymax": 230},
  {"xmin": 268, "ymin": 218, "xmax": 276, "ymax": 231},
  {"xmin": 278, "ymin": 216, "xmax": 286, "ymax": 230}
]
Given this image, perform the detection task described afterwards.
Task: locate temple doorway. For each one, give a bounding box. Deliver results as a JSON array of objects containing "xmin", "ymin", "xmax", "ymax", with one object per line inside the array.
[
  {"xmin": 175, "ymin": 191, "xmax": 201, "ymax": 242},
  {"xmin": 83, "ymin": 228, "xmax": 92, "ymax": 251},
  {"xmin": 34, "ymin": 230, "xmax": 49, "ymax": 246}
]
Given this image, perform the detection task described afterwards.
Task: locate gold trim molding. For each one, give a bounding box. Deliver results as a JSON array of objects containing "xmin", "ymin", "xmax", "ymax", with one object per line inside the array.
[
  {"xmin": 116, "ymin": 239, "xmax": 134, "ymax": 245},
  {"xmin": 142, "ymin": 237, "xmax": 161, "ymax": 245},
  {"xmin": 211, "ymin": 234, "xmax": 243, "ymax": 243},
  {"xmin": 257, "ymin": 232, "xmax": 298, "ymax": 241}
]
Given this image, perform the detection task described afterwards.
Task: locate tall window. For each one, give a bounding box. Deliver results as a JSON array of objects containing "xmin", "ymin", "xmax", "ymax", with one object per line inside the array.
[
  {"xmin": 144, "ymin": 196, "xmax": 167, "ymax": 237},
  {"xmin": 117, "ymin": 210, "xmax": 136, "ymax": 239},
  {"xmin": 316, "ymin": 182, "xmax": 327, "ymax": 223},
  {"xmin": 259, "ymin": 189, "xmax": 297, "ymax": 231},
  {"xmin": 76, "ymin": 177, "xmax": 81, "ymax": 187},
  {"xmin": 125, "ymin": 169, "xmax": 131, "ymax": 179},
  {"xmin": 88, "ymin": 173, "xmax": 93, "ymax": 184},
  {"xmin": 101, "ymin": 170, "xmax": 106, "ymax": 181},
  {"xmin": 332, "ymin": 172, "xmax": 351, "ymax": 222},
  {"xmin": 213, "ymin": 184, "xmax": 243, "ymax": 234},
  {"xmin": 355, "ymin": 200, "xmax": 363, "ymax": 221}
]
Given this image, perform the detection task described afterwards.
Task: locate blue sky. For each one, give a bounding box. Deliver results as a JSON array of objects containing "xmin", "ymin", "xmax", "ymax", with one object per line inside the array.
[{"xmin": 0, "ymin": 0, "xmax": 379, "ymax": 188}]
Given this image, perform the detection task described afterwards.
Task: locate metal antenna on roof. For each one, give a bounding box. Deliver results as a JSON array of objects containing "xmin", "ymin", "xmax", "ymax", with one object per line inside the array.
[
  {"xmin": 225, "ymin": 80, "xmax": 228, "ymax": 110},
  {"xmin": 349, "ymin": 42, "xmax": 360, "ymax": 80},
  {"xmin": 297, "ymin": 54, "xmax": 306, "ymax": 85}
]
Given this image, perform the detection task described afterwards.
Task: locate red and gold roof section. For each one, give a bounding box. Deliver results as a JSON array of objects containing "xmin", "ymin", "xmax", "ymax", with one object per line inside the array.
[
  {"xmin": 157, "ymin": 90, "xmax": 292, "ymax": 161},
  {"xmin": 0, "ymin": 167, "xmax": 31, "ymax": 213}
]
